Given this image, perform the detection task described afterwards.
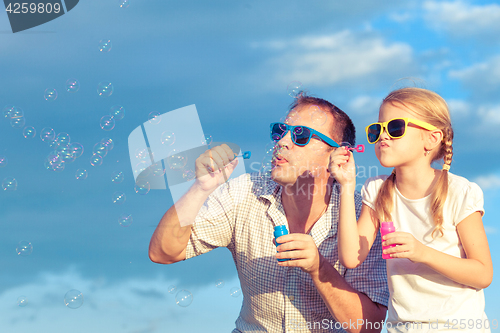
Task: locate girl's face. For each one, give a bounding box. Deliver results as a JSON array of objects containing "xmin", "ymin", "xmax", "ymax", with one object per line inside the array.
[{"xmin": 375, "ymin": 102, "xmax": 427, "ymax": 168}]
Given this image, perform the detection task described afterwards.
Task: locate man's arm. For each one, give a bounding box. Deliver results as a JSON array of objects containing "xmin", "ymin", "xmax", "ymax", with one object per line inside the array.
[
  {"xmin": 148, "ymin": 144, "xmax": 238, "ymax": 264},
  {"xmin": 148, "ymin": 185, "xmax": 210, "ymax": 264},
  {"xmin": 311, "ymin": 255, "xmax": 387, "ymax": 333},
  {"xmin": 276, "ymin": 234, "xmax": 387, "ymax": 333}
]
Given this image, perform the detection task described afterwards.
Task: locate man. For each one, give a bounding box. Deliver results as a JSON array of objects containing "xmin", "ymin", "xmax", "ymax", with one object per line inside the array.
[{"xmin": 149, "ymin": 95, "xmax": 388, "ymax": 332}]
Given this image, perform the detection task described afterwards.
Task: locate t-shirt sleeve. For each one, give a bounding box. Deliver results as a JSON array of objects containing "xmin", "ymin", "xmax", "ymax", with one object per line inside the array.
[
  {"xmin": 454, "ymin": 181, "xmax": 485, "ymax": 226},
  {"xmin": 185, "ymin": 183, "xmax": 235, "ymax": 259},
  {"xmin": 344, "ymin": 231, "xmax": 389, "ymax": 307},
  {"xmin": 361, "ymin": 175, "xmax": 387, "ymax": 211}
]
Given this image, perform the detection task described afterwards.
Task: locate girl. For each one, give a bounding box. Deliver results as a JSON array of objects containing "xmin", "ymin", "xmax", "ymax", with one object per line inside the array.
[{"xmin": 330, "ymin": 87, "xmax": 493, "ymax": 332}]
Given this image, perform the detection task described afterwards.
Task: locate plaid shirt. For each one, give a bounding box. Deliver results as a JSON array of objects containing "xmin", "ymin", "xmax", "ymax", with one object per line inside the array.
[{"xmin": 186, "ymin": 173, "xmax": 388, "ymax": 332}]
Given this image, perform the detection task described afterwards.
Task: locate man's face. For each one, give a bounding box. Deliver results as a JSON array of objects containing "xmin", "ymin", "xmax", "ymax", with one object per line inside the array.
[{"xmin": 270, "ymin": 104, "xmax": 336, "ymax": 187}]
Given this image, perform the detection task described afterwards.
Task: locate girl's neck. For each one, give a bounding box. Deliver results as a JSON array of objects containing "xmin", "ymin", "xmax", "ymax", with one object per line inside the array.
[{"xmin": 394, "ymin": 165, "xmax": 441, "ymax": 200}]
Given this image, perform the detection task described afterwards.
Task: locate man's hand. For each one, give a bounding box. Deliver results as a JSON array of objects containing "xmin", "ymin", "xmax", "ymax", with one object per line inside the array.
[
  {"xmin": 194, "ymin": 144, "xmax": 238, "ymax": 193},
  {"xmin": 275, "ymin": 233, "xmax": 321, "ymax": 276}
]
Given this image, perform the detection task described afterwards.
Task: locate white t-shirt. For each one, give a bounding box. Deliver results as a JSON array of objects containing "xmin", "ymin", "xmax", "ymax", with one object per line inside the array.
[{"xmin": 362, "ymin": 172, "xmax": 490, "ymax": 332}]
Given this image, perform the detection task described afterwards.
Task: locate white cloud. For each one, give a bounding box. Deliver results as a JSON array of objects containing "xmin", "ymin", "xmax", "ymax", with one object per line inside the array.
[
  {"xmin": 474, "ymin": 174, "xmax": 500, "ymax": 191},
  {"xmin": 477, "ymin": 104, "xmax": 500, "ymax": 125},
  {"xmin": 389, "ymin": 12, "xmax": 413, "ymax": 23},
  {"xmin": 348, "ymin": 95, "xmax": 383, "ymax": 115},
  {"xmin": 254, "ymin": 30, "xmax": 414, "ymax": 89},
  {"xmin": 447, "ymin": 99, "xmax": 470, "ymax": 118},
  {"xmin": 424, "ymin": 1, "xmax": 500, "ymax": 38},
  {"xmin": 449, "ymin": 56, "xmax": 500, "ymax": 84},
  {"xmin": 448, "ymin": 56, "xmax": 500, "ymax": 98},
  {"xmin": 0, "ymin": 268, "xmax": 241, "ymax": 333}
]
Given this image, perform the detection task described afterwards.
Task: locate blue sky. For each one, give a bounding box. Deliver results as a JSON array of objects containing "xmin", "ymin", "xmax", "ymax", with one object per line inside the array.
[{"xmin": 1, "ymin": 0, "xmax": 500, "ymax": 332}]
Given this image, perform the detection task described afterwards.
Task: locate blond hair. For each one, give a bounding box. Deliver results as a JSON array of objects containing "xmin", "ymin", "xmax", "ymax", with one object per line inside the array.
[{"xmin": 374, "ymin": 87, "xmax": 453, "ymax": 238}]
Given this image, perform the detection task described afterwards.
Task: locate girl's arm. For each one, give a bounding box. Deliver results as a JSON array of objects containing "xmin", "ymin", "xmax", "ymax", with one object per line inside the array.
[
  {"xmin": 329, "ymin": 148, "xmax": 380, "ymax": 269},
  {"xmin": 383, "ymin": 211, "xmax": 493, "ymax": 289}
]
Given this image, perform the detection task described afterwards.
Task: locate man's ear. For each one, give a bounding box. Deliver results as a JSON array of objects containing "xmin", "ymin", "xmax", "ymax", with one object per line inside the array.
[{"xmin": 425, "ymin": 129, "xmax": 444, "ymax": 151}]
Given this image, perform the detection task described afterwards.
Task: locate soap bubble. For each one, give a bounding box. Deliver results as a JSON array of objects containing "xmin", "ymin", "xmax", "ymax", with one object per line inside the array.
[
  {"xmin": 167, "ymin": 285, "xmax": 177, "ymax": 294},
  {"xmin": 135, "ymin": 148, "xmax": 149, "ymax": 161},
  {"xmin": 17, "ymin": 296, "xmax": 28, "ymax": 307},
  {"xmin": 215, "ymin": 279, "xmax": 225, "ymax": 288},
  {"xmin": 57, "ymin": 144, "xmax": 76, "ymax": 163},
  {"xmin": 48, "ymin": 139, "xmax": 59, "ymax": 149},
  {"xmin": 310, "ymin": 162, "xmax": 328, "ymax": 178},
  {"xmin": 134, "ymin": 180, "xmax": 150, "ymax": 195},
  {"xmin": 230, "ymin": 287, "xmax": 241, "ymax": 297},
  {"xmin": 40, "ymin": 127, "xmax": 55, "ymax": 142},
  {"xmin": 70, "ymin": 142, "xmax": 84, "ymax": 158},
  {"xmin": 93, "ymin": 142, "xmax": 108, "ymax": 157},
  {"xmin": 10, "ymin": 117, "xmax": 25, "ymax": 129},
  {"xmin": 75, "ymin": 169, "xmax": 88, "ymax": 180},
  {"xmin": 2, "ymin": 177, "xmax": 17, "ymax": 191},
  {"xmin": 201, "ymin": 134, "xmax": 213, "ymax": 146},
  {"xmin": 45, "ymin": 152, "xmax": 64, "ymax": 172},
  {"xmin": 118, "ymin": 213, "xmax": 133, "ymax": 227},
  {"xmin": 100, "ymin": 115, "xmax": 115, "ymax": 131},
  {"xmin": 134, "ymin": 161, "xmax": 150, "ymax": 178},
  {"xmin": 119, "ymin": 0, "xmax": 130, "ymax": 8},
  {"xmin": 148, "ymin": 111, "xmax": 161, "ymax": 124},
  {"xmin": 44, "ymin": 88, "xmax": 58, "ymax": 101},
  {"xmin": 285, "ymin": 110, "xmax": 301, "ymax": 125},
  {"xmin": 16, "ymin": 241, "xmax": 32, "ymax": 256},
  {"xmin": 23, "ymin": 126, "xmax": 36, "ymax": 139},
  {"xmin": 66, "ymin": 78, "xmax": 80, "ymax": 93},
  {"xmin": 112, "ymin": 191, "xmax": 126, "ymax": 205},
  {"xmin": 175, "ymin": 290, "xmax": 193, "ymax": 307},
  {"xmin": 56, "ymin": 132, "xmax": 71, "ymax": 146},
  {"xmin": 167, "ymin": 150, "xmax": 187, "ymax": 169},
  {"xmin": 0, "ymin": 156, "xmax": 7, "ymax": 167},
  {"xmin": 3, "ymin": 105, "xmax": 16, "ymax": 118},
  {"xmin": 287, "ymin": 81, "xmax": 302, "ymax": 98},
  {"xmin": 10, "ymin": 106, "xmax": 23, "ymax": 119},
  {"xmin": 50, "ymin": 160, "xmax": 65, "ymax": 172},
  {"xmin": 110, "ymin": 105, "xmax": 125, "ymax": 120},
  {"xmin": 310, "ymin": 105, "xmax": 327, "ymax": 126},
  {"xmin": 182, "ymin": 169, "xmax": 195, "ymax": 181},
  {"xmin": 111, "ymin": 171, "xmax": 124, "ymax": 183},
  {"xmin": 99, "ymin": 39, "xmax": 112, "ymax": 52},
  {"xmin": 161, "ymin": 132, "xmax": 175, "ymax": 146},
  {"xmin": 90, "ymin": 154, "xmax": 103, "ymax": 167},
  {"xmin": 64, "ymin": 289, "xmax": 83, "ymax": 309},
  {"xmin": 312, "ymin": 143, "xmax": 327, "ymax": 157},
  {"xmin": 151, "ymin": 162, "xmax": 165, "ymax": 177},
  {"xmin": 100, "ymin": 137, "xmax": 114, "ymax": 151},
  {"xmin": 97, "ymin": 81, "xmax": 113, "ymax": 97}
]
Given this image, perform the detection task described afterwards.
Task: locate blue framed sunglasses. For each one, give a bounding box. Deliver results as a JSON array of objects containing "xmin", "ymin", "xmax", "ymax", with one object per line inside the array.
[{"xmin": 270, "ymin": 122, "xmax": 340, "ymax": 148}]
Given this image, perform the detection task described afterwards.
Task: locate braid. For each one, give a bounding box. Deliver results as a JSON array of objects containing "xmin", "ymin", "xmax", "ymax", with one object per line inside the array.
[
  {"xmin": 430, "ymin": 125, "xmax": 454, "ymax": 237},
  {"xmin": 374, "ymin": 169, "xmax": 397, "ymax": 225},
  {"xmin": 443, "ymin": 127, "xmax": 454, "ymax": 167}
]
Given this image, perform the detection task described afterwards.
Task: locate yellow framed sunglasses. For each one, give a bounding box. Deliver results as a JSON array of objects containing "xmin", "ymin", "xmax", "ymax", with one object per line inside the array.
[{"xmin": 365, "ymin": 118, "xmax": 438, "ymax": 144}]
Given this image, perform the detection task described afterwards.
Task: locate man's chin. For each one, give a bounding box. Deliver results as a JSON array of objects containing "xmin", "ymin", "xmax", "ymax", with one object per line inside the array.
[{"xmin": 271, "ymin": 168, "xmax": 294, "ymax": 186}]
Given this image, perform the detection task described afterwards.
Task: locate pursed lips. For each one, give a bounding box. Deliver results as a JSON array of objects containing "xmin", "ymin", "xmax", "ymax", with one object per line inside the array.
[
  {"xmin": 378, "ymin": 141, "xmax": 390, "ymax": 149},
  {"xmin": 273, "ymin": 154, "xmax": 288, "ymax": 165}
]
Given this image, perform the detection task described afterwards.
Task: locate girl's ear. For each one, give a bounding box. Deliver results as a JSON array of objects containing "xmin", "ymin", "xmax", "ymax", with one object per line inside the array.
[{"xmin": 425, "ymin": 129, "xmax": 444, "ymax": 151}]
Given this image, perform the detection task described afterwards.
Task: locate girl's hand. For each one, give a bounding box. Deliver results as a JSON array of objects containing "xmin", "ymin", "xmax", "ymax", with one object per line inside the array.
[
  {"xmin": 382, "ymin": 232, "xmax": 429, "ymax": 263},
  {"xmin": 328, "ymin": 147, "xmax": 356, "ymax": 188}
]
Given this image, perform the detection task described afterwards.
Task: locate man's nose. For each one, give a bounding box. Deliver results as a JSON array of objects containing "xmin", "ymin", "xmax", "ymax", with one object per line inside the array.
[{"xmin": 277, "ymin": 130, "xmax": 293, "ymax": 148}]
